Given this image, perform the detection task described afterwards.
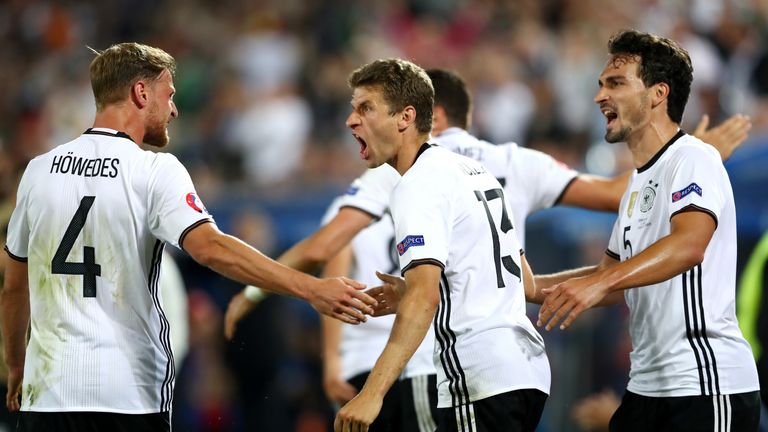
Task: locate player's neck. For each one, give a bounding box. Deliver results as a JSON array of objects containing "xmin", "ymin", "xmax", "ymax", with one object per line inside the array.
[
  {"xmin": 627, "ymin": 118, "xmax": 680, "ymax": 169},
  {"xmin": 92, "ymin": 104, "xmax": 144, "ymax": 145},
  {"xmin": 392, "ymin": 134, "xmax": 430, "ymax": 175}
]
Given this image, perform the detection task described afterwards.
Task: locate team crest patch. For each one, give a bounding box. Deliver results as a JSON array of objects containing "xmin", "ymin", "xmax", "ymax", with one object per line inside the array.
[
  {"xmin": 397, "ymin": 235, "xmax": 425, "ymax": 256},
  {"xmin": 186, "ymin": 192, "xmax": 208, "ymax": 214},
  {"xmin": 672, "ymin": 183, "xmax": 702, "ymax": 202},
  {"xmin": 640, "ymin": 181, "xmax": 658, "ymax": 213}
]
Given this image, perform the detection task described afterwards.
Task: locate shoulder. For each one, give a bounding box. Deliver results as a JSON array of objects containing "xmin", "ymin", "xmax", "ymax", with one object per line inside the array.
[{"xmin": 667, "ymin": 134, "xmax": 721, "ymax": 164}]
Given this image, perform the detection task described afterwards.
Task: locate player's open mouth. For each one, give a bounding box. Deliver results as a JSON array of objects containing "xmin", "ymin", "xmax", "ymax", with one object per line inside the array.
[
  {"xmin": 354, "ymin": 134, "xmax": 369, "ymax": 159},
  {"xmin": 602, "ymin": 107, "xmax": 618, "ymax": 128}
]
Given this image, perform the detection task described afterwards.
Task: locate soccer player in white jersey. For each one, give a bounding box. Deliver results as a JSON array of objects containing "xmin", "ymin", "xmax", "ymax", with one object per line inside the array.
[
  {"xmin": 0, "ymin": 42, "xmax": 375, "ymax": 432},
  {"xmin": 320, "ymin": 198, "xmax": 438, "ymax": 432},
  {"xmin": 537, "ymin": 30, "xmax": 761, "ymax": 431},
  {"xmin": 332, "ymin": 58, "xmax": 550, "ymax": 432}
]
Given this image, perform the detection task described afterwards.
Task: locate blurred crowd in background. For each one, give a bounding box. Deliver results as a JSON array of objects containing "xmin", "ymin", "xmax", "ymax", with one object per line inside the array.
[{"xmin": 1, "ymin": 0, "xmax": 767, "ymax": 431}]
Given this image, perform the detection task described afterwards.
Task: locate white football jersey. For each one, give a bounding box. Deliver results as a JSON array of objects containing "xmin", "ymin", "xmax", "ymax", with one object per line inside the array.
[
  {"xmin": 336, "ymin": 164, "xmax": 400, "ymax": 219},
  {"xmin": 390, "ymin": 145, "xmax": 550, "ymax": 408},
  {"xmin": 338, "ymin": 129, "xmax": 578, "ymax": 246},
  {"xmin": 607, "ymin": 131, "xmax": 759, "ymax": 397},
  {"xmin": 4, "ymin": 128, "xmax": 213, "ymax": 413},
  {"xmin": 434, "ymin": 127, "xmax": 577, "ymax": 245},
  {"xmin": 321, "ymin": 198, "xmax": 436, "ymax": 380}
]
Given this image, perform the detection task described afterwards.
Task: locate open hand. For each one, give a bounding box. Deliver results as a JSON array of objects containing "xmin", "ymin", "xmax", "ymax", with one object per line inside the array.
[
  {"xmin": 364, "ymin": 271, "xmax": 406, "ymax": 316},
  {"xmin": 311, "ymin": 277, "xmax": 376, "ymax": 324},
  {"xmin": 692, "ymin": 113, "xmax": 751, "ymax": 161},
  {"xmin": 537, "ymin": 274, "xmax": 608, "ymax": 330}
]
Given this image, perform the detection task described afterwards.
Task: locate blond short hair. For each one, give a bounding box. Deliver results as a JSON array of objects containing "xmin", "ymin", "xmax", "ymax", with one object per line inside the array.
[{"xmin": 89, "ymin": 42, "xmax": 176, "ymax": 111}]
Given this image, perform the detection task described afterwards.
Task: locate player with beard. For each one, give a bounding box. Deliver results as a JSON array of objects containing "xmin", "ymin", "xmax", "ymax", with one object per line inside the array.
[
  {"xmin": 537, "ymin": 30, "xmax": 761, "ymax": 431},
  {"xmin": 1, "ymin": 42, "xmax": 374, "ymax": 432}
]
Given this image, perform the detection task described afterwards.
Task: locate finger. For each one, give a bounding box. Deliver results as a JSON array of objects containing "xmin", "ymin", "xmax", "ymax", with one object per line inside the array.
[
  {"xmin": 537, "ymin": 291, "xmax": 563, "ymax": 326},
  {"xmin": 224, "ymin": 315, "xmax": 235, "ymax": 340},
  {"xmin": 334, "ymin": 414, "xmax": 342, "ymax": 432},
  {"xmin": 558, "ymin": 304, "xmax": 585, "ymax": 330},
  {"xmin": 375, "ymin": 271, "xmax": 400, "ymax": 283},
  {"xmin": 334, "ymin": 310, "xmax": 364, "ymax": 325},
  {"xmin": 340, "ymin": 277, "xmax": 366, "ymax": 290},
  {"xmin": 363, "ymin": 286, "xmax": 384, "ymax": 297},
  {"xmin": 545, "ymin": 301, "xmax": 573, "ymax": 331},
  {"xmin": 693, "ymin": 113, "xmax": 709, "ymax": 136},
  {"xmin": 349, "ymin": 289, "xmax": 378, "ymax": 310}
]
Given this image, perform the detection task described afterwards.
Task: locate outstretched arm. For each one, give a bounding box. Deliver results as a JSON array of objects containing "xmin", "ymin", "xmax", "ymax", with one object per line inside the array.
[
  {"xmin": 538, "ymin": 210, "xmax": 714, "ymax": 331},
  {"xmin": 183, "ymin": 222, "xmax": 375, "ymax": 324},
  {"xmin": 223, "ymin": 207, "xmax": 376, "ymax": 338}
]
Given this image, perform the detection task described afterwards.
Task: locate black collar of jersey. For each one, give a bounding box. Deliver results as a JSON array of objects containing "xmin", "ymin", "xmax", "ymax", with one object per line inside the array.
[
  {"xmin": 84, "ymin": 128, "xmax": 135, "ymax": 143},
  {"xmin": 413, "ymin": 142, "xmax": 434, "ymax": 164},
  {"xmin": 637, "ymin": 129, "xmax": 685, "ymax": 174}
]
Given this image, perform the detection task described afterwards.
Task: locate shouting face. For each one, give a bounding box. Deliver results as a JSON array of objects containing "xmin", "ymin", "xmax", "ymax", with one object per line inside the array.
[
  {"xmin": 346, "ymin": 85, "xmax": 404, "ymax": 169},
  {"xmin": 594, "ymin": 55, "xmax": 653, "ymax": 144}
]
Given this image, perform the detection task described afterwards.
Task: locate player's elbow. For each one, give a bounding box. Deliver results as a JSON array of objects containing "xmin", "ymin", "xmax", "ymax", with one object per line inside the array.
[
  {"xmin": 678, "ymin": 243, "xmax": 706, "ymax": 269},
  {"xmin": 187, "ymin": 233, "xmax": 230, "ymax": 268}
]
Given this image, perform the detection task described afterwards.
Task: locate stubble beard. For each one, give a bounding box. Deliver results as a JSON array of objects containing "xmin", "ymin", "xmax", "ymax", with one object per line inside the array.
[{"xmin": 144, "ymin": 103, "xmax": 170, "ymax": 148}]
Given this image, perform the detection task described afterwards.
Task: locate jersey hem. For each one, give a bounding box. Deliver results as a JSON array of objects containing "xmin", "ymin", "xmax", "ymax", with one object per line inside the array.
[
  {"xmin": 626, "ymin": 384, "xmax": 761, "ymax": 398},
  {"xmin": 4, "ymin": 245, "xmax": 27, "ymax": 262},
  {"xmin": 437, "ymin": 383, "xmax": 550, "ymax": 408},
  {"xmin": 178, "ymin": 218, "xmax": 214, "ymax": 250},
  {"xmin": 401, "ymin": 258, "xmax": 445, "ymax": 276},
  {"xmin": 553, "ymin": 175, "xmax": 579, "ymax": 205},
  {"xmin": 338, "ymin": 204, "xmax": 383, "ymax": 220},
  {"xmin": 670, "ymin": 204, "xmax": 719, "ymax": 229},
  {"xmin": 21, "ymin": 407, "xmax": 167, "ymax": 414}
]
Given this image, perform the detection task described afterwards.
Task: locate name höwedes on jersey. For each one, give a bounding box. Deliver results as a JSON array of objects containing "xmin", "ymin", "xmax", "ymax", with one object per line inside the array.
[{"xmin": 49, "ymin": 151, "xmax": 120, "ymax": 178}]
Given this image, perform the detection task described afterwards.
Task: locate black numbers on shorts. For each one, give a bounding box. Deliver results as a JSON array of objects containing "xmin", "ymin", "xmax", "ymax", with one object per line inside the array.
[
  {"xmin": 475, "ymin": 188, "xmax": 521, "ymax": 288},
  {"xmin": 52, "ymin": 196, "xmax": 101, "ymax": 297}
]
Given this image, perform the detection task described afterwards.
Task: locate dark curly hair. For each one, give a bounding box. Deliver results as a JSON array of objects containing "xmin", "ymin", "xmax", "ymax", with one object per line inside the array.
[{"xmin": 608, "ymin": 30, "xmax": 693, "ymax": 124}]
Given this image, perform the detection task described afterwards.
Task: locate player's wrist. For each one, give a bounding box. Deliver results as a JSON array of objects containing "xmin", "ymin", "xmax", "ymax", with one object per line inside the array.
[{"xmin": 244, "ymin": 285, "xmax": 266, "ymax": 303}]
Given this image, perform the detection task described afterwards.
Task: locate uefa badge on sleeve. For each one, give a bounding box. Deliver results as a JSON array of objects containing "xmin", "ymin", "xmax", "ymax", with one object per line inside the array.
[{"xmin": 186, "ymin": 192, "xmax": 209, "ymax": 214}]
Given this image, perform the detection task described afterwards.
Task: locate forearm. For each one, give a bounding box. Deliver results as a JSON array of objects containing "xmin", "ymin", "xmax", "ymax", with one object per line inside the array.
[
  {"xmin": 596, "ymin": 233, "xmax": 703, "ymax": 294},
  {"xmin": 535, "ymin": 265, "xmax": 598, "ymax": 291},
  {"xmin": 0, "ymin": 278, "xmax": 29, "ymax": 369},
  {"xmin": 561, "ymin": 172, "xmax": 631, "ymax": 213},
  {"xmin": 277, "ymin": 208, "xmax": 373, "ymax": 274},
  {"xmin": 322, "ymin": 315, "xmax": 344, "ymax": 377},
  {"xmin": 359, "ymin": 285, "xmax": 437, "ymax": 399},
  {"xmin": 201, "ymin": 233, "xmax": 317, "ymax": 300}
]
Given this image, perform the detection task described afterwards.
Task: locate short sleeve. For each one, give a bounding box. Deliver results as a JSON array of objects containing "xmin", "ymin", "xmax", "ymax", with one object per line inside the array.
[
  {"xmin": 147, "ymin": 154, "xmax": 214, "ymax": 249},
  {"xmin": 4, "ymin": 167, "xmax": 33, "ymax": 261},
  {"xmin": 390, "ymin": 175, "xmax": 451, "ymax": 275},
  {"xmin": 606, "ymin": 218, "xmax": 621, "ymax": 260},
  {"xmin": 514, "ymin": 147, "xmax": 578, "ymax": 212},
  {"xmin": 667, "ymin": 146, "xmax": 724, "ymax": 225},
  {"xmin": 336, "ymin": 165, "xmax": 400, "ymax": 218},
  {"xmin": 320, "ymin": 196, "xmax": 343, "ymax": 226}
]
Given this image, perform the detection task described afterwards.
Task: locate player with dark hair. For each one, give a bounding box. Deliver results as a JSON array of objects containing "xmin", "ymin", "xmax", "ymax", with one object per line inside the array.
[{"xmin": 538, "ymin": 29, "xmax": 761, "ymax": 431}]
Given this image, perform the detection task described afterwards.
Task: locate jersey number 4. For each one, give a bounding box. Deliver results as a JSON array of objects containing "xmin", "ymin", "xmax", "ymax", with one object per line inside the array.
[
  {"xmin": 52, "ymin": 196, "xmax": 101, "ymax": 297},
  {"xmin": 475, "ymin": 188, "xmax": 521, "ymax": 288}
]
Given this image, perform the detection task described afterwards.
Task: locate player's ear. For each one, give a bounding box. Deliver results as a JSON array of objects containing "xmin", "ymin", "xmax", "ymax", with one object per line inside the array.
[
  {"xmin": 398, "ymin": 106, "xmax": 417, "ymax": 132},
  {"xmin": 651, "ymin": 82, "xmax": 669, "ymax": 109},
  {"xmin": 131, "ymin": 80, "xmax": 150, "ymax": 109}
]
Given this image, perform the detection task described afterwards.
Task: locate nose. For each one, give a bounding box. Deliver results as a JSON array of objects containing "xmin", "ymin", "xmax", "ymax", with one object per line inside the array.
[
  {"xmin": 594, "ymin": 87, "xmax": 607, "ymax": 105},
  {"xmin": 346, "ymin": 111, "xmax": 359, "ymax": 129},
  {"xmin": 171, "ymin": 102, "xmax": 179, "ymax": 119}
]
